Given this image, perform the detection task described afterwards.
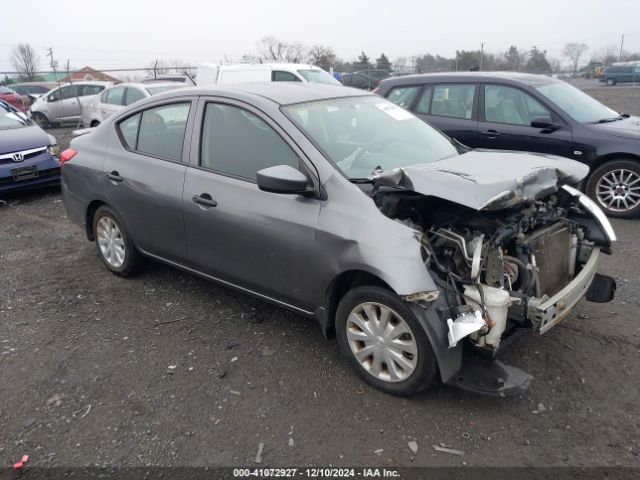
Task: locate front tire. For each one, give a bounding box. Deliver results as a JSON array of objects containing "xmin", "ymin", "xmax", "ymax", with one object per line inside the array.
[
  {"xmin": 336, "ymin": 286, "xmax": 438, "ymax": 396},
  {"xmin": 93, "ymin": 206, "xmax": 142, "ymax": 276},
  {"xmin": 605, "ymin": 78, "xmax": 616, "ymax": 86},
  {"xmin": 586, "ymin": 160, "xmax": 640, "ymax": 218}
]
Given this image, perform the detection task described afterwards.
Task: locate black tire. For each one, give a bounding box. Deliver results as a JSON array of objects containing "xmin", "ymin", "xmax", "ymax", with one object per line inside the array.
[
  {"xmin": 335, "ymin": 286, "xmax": 438, "ymax": 396},
  {"xmin": 586, "ymin": 159, "xmax": 640, "ymax": 218},
  {"xmin": 92, "ymin": 206, "xmax": 142, "ymax": 276},
  {"xmin": 32, "ymin": 112, "xmax": 49, "ymax": 129},
  {"xmin": 90, "ymin": 120, "xmax": 100, "ymax": 127},
  {"xmin": 605, "ymin": 78, "xmax": 616, "ymax": 86}
]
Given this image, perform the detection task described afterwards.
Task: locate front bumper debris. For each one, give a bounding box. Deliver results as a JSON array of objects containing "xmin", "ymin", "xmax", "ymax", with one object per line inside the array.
[
  {"xmin": 532, "ymin": 246, "xmax": 601, "ymax": 334},
  {"xmin": 446, "ymin": 356, "xmax": 533, "ymax": 396}
]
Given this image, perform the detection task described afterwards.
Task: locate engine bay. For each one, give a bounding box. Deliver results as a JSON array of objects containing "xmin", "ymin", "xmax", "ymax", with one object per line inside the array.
[{"xmin": 373, "ymin": 186, "xmax": 609, "ymax": 353}]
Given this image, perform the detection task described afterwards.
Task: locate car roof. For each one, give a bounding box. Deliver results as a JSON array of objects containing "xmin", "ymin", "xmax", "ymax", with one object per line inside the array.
[
  {"xmin": 152, "ymin": 83, "xmax": 368, "ymax": 106},
  {"xmin": 10, "ymin": 81, "xmax": 58, "ymax": 88},
  {"xmin": 379, "ymin": 71, "xmax": 559, "ymax": 88},
  {"xmin": 109, "ymin": 82, "xmax": 184, "ymax": 89}
]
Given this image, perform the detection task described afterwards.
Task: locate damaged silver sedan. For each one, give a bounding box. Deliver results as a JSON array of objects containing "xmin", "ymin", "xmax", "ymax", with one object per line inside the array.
[{"xmin": 61, "ymin": 84, "xmax": 616, "ymax": 396}]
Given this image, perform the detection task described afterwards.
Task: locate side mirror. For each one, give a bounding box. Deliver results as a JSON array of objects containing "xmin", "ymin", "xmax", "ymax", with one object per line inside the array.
[
  {"xmin": 256, "ymin": 165, "xmax": 311, "ymax": 195},
  {"xmin": 530, "ymin": 116, "xmax": 558, "ymax": 130}
]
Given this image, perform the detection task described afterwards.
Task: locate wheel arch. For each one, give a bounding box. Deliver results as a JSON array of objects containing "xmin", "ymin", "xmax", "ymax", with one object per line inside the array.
[
  {"xmin": 85, "ymin": 200, "xmax": 107, "ymax": 241},
  {"xmin": 588, "ymin": 152, "xmax": 640, "ymax": 174},
  {"xmin": 322, "ymin": 269, "xmax": 394, "ymax": 339}
]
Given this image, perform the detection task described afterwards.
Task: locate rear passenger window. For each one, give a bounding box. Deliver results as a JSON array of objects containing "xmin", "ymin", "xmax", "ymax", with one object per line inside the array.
[
  {"xmin": 386, "ymin": 86, "xmax": 420, "ymax": 109},
  {"xmin": 415, "ymin": 86, "xmax": 433, "ymax": 114},
  {"xmin": 200, "ymin": 103, "xmax": 299, "ymax": 181},
  {"xmin": 125, "ymin": 87, "xmax": 145, "ymax": 105},
  {"xmin": 272, "ymin": 71, "xmax": 301, "ymax": 82},
  {"xmin": 119, "ymin": 113, "xmax": 140, "ymax": 148},
  {"xmin": 431, "ymin": 84, "xmax": 475, "ymax": 119},
  {"xmin": 117, "ymin": 103, "xmax": 190, "ymax": 161}
]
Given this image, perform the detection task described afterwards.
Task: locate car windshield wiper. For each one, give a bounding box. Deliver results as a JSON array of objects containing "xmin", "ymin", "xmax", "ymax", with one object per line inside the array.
[
  {"xmin": 349, "ymin": 178, "xmax": 373, "ymax": 184},
  {"xmin": 592, "ymin": 116, "xmax": 624, "ymax": 123}
]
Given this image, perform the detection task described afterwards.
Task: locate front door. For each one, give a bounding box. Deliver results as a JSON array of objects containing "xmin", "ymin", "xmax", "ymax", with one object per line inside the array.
[
  {"xmin": 183, "ymin": 99, "xmax": 321, "ymax": 309},
  {"xmin": 476, "ymin": 84, "xmax": 574, "ymax": 157}
]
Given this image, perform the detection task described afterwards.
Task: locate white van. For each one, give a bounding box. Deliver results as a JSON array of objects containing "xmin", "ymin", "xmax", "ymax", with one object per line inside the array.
[{"xmin": 196, "ymin": 63, "xmax": 341, "ymax": 86}]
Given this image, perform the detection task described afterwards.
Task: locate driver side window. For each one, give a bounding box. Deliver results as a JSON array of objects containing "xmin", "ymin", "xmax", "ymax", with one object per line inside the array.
[{"xmin": 200, "ymin": 103, "xmax": 300, "ymax": 182}]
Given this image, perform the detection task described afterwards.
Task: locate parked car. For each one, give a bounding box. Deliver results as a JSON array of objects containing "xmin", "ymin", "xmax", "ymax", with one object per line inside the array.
[
  {"xmin": 82, "ymin": 82, "xmax": 185, "ymax": 127},
  {"xmin": 29, "ymin": 81, "xmax": 112, "ymax": 128},
  {"xmin": 599, "ymin": 64, "xmax": 640, "ymax": 86},
  {"xmin": 60, "ymin": 84, "xmax": 616, "ymax": 396},
  {"xmin": 0, "ymin": 100, "xmax": 60, "ymax": 194},
  {"xmin": 196, "ymin": 63, "xmax": 341, "ymax": 86},
  {"xmin": 8, "ymin": 82, "xmax": 57, "ymax": 107},
  {"xmin": 142, "ymin": 75, "xmax": 196, "ymax": 86},
  {"xmin": 0, "ymin": 86, "xmax": 26, "ymax": 112},
  {"xmin": 377, "ymin": 72, "xmax": 640, "ymax": 218},
  {"xmin": 341, "ymin": 69, "xmax": 393, "ymax": 90}
]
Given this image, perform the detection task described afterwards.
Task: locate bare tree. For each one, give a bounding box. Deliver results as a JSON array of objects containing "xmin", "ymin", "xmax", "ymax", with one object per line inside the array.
[
  {"xmin": 308, "ymin": 45, "xmax": 337, "ymax": 68},
  {"xmin": 11, "ymin": 43, "xmax": 40, "ymax": 80},
  {"xmin": 168, "ymin": 58, "xmax": 194, "ymax": 74},
  {"xmin": 563, "ymin": 42, "xmax": 588, "ymax": 74},
  {"xmin": 256, "ymin": 36, "xmax": 307, "ymax": 63},
  {"xmin": 145, "ymin": 60, "xmax": 169, "ymax": 77},
  {"xmin": 257, "ymin": 36, "xmax": 288, "ymax": 62},
  {"xmin": 594, "ymin": 44, "xmax": 618, "ymax": 65}
]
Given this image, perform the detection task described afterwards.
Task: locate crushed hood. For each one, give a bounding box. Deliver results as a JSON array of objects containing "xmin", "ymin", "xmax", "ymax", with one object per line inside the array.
[{"xmin": 373, "ymin": 150, "xmax": 589, "ymax": 211}]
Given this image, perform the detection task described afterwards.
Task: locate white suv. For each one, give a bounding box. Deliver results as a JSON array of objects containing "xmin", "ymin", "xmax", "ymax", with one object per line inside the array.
[{"xmin": 29, "ymin": 81, "xmax": 112, "ymax": 128}]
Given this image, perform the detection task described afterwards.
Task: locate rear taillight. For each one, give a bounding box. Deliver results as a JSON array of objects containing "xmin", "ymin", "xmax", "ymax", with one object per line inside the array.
[{"xmin": 59, "ymin": 148, "xmax": 77, "ymax": 166}]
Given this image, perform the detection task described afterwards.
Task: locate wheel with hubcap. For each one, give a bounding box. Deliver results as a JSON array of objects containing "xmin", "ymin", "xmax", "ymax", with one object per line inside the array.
[
  {"xmin": 32, "ymin": 112, "xmax": 49, "ymax": 129},
  {"xmin": 605, "ymin": 78, "xmax": 616, "ymax": 86},
  {"xmin": 93, "ymin": 206, "xmax": 141, "ymax": 276},
  {"xmin": 586, "ymin": 160, "xmax": 640, "ymax": 218},
  {"xmin": 336, "ymin": 286, "xmax": 438, "ymax": 396}
]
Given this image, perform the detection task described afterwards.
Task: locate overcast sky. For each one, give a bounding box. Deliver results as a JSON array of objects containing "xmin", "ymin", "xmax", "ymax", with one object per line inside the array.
[{"xmin": 1, "ymin": 0, "xmax": 639, "ymax": 72}]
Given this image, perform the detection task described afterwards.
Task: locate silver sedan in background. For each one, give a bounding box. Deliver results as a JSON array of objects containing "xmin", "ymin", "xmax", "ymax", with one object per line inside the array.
[{"xmin": 81, "ymin": 82, "xmax": 185, "ymax": 127}]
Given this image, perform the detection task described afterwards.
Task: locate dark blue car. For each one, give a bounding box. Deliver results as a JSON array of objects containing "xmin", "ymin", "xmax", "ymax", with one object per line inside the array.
[{"xmin": 0, "ymin": 100, "xmax": 60, "ymax": 195}]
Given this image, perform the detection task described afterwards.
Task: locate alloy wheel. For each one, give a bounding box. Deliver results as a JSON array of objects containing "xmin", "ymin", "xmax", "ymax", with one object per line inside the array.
[
  {"xmin": 345, "ymin": 302, "xmax": 418, "ymax": 383},
  {"xmin": 96, "ymin": 216, "xmax": 126, "ymax": 268},
  {"xmin": 595, "ymin": 168, "xmax": 640, "ymax": 213}
]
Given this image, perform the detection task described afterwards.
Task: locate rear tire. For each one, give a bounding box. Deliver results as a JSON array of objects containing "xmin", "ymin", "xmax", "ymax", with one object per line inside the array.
[
  {"xmin": 90, "ymin": 120, "xmax": 100, "ymax": 127},
  {"xmin": 32, "ymin": 112, "xmax": 49, "ymax": 129},
  {"xmin": 586, "ymin": 159, "xmax": 640, "ymax": 218},
  {"xmin": 335, "ymin": 286, "xmax": 438, "ymax": 396},
  {"xmin": 92, "ymin": 206, "xmax": 142, "ymax": 276}
]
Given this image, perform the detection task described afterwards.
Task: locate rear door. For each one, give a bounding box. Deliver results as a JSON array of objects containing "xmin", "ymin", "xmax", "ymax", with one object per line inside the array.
[
  {"xmin": 103, "ymin": 99, "xmax": 195, "ymax": 262},
  {"xmin": 182, "ymin": 98, "xmax": 321, "ymax": 309},
  {"xmin": 477, "ymin": 83, "xmax": 574, "ymax": 157},
  {"xmin": 412, "ymin": 83, "xmax": 479, "ymax": 147},
  {"xmin": 100, "ymin": 85, "xmax": 126, "ymax": 121}
]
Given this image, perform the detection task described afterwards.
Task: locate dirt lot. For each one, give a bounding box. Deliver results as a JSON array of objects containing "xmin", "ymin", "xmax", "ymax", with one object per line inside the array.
[{"xmin": 1, "ymin": 85, "xmax": 639, "ymax": 470}]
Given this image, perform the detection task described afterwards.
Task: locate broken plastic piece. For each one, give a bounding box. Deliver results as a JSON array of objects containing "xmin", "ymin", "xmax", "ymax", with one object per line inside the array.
[
  {"xmin": 447, "ymin": 309, "xmax": 486, "ymax": 348},
  {"xmin": 13, "ymin": 454, "xmax": 29, "ymax": 470}
]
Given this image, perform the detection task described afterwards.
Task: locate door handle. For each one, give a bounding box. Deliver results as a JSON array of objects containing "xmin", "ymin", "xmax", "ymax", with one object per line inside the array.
[
  {"xmin": 480, "ymin": 130, "xmax": 501, "ymax": 138},
  {"xmin": 192, "ymin": 193, "xmax": 217, "ymax": 208},
  {"xmin": 106, "ymin": 171, "xmax": 123, "ymax": 183}
]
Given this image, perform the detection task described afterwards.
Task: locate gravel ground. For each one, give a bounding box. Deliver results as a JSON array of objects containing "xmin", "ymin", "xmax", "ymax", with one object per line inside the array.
[{"xmin": 1, "ymin": 85, "xmax": 639, "ymax": 469}]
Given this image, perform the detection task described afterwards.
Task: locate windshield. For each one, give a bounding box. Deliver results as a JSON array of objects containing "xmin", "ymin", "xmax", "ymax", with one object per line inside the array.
[
  {"xmin": 285, "ymin": 96, "xmax": 459, "ymax": 179},
  {"xmin": 145, "ymin": 85, "xmax": 183, "ymax": 95},
  {"xmin": 535, "ymin": 81, "xmax": 619, "ymax": 123},
  {"xmin": 297, "ymin": 69, "xmax": 341, "ymax": 86},
  {"xmin": 0, "ymin": 102, "xmax": 30, "ymax": 129}
]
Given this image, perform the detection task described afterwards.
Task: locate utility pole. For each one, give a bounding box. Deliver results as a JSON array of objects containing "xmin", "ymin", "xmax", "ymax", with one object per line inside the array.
[
  {"xmin": 619, "ymin": 34, "xmax": 624, "ymax": 62},
  {"xmin": 46, "ymin": 47, "xmax": 59, "ymax": 84},
  {"xmin": 480, "ymin": 43, "xmax": 484, "ymax": 71}
]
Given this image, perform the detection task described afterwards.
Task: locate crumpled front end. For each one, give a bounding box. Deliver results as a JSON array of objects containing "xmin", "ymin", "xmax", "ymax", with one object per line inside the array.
[{"xmin": 372, "ymin": 161, "xmax": 617, "ymax": 395}]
